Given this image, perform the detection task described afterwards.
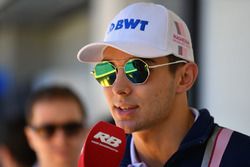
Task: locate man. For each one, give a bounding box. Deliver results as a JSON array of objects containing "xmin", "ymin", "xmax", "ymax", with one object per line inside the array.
[
  {"xmin": 77, "ymin": 2, "xmax": 250, "ymax": 167},
  {"xmin": 25, "ymin": 86, "xmax": 87, "ymax": 167}
]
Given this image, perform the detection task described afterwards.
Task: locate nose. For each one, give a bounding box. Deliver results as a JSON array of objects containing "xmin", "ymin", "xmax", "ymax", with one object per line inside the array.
[
  {"xmin": 112, "ymin": 69, "xmax": 132, "ymax": 96},
  {"xmin": 51, "ymin": 129, "xmax": 68, "ymax": 146}
]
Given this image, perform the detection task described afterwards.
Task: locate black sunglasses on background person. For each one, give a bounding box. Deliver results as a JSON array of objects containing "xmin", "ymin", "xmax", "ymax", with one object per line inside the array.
[{"xmin": 28, "ymin": 121, "xmax": 84, "ymax": 139}]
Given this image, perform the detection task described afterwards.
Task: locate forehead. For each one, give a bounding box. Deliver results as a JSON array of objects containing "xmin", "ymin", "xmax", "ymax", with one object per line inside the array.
[
  {"xmin": 102, "ymin": 47, "xmax": 169, "ymax": 65},
  {"xmin": 102, "ymin": 47, "xmax": 135, "ymax": 61},
  {"xmin": 30, "ymin": 99, "xmax": 82, "ymax": 125}
]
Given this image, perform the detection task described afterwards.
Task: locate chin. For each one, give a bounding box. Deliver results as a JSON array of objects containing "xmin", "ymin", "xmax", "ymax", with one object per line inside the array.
[{"xmin": 115, "ymin": 120, "xmax": 137, "ymax": 134}]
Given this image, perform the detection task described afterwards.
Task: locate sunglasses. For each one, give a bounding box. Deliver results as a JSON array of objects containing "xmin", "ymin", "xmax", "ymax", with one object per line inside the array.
[
  {"xmin": 29, "ymin": 121, "xmax": 84, "ymax": 139},
  {"xmin": 91, "ymin": 58, "xmax": 187, "ymax": 87}
]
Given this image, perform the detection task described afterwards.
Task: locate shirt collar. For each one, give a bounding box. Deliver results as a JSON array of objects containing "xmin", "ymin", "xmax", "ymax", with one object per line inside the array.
[
  {"xmin": 190, "ymin": 107, "xmax": 199, "ymax": 122},
  {"xmin": 130, "ymin": 137, "xmax": 148, "ymax": 167}
]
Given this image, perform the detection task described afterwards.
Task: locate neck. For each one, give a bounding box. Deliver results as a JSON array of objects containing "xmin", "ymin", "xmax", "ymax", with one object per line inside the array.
[{"xmin": 132, "ymin": 97, "xmax": 194, "ymax": 167}]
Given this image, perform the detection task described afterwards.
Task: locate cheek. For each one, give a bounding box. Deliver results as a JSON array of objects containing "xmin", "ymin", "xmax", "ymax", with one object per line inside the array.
[
  {"xmin": 103, "ymin": 88, "xmax": 113, "ymax": 107},
  {"xmin": 142, "ymin": 78, "xmax": 176, "ymax": 107},
  {"xmin": 70, "ymin": 138, "xmax": 84, "ymax": 153},
  {"xmin": 31, "ymin": 138, "xmax": 48, "ymax": 152},
  {"xmin": 141, "ymin": 87, "xmax": 165, "ymax": 107}
]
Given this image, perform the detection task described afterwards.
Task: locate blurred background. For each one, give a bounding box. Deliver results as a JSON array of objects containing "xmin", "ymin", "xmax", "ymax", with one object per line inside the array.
[{"xmin": 0, "ymin": 0, "xmax": 249, "ymax": 135}]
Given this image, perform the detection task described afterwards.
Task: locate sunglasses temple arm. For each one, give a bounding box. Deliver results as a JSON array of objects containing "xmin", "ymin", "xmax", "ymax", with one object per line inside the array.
[{"xmin": 148, "ymin": 60, "xmax": 187, "ymax": 68}]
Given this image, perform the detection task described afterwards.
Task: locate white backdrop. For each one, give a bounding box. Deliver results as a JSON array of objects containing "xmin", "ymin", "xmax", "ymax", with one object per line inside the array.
[{"xmin": 199, "ymin": 0, "xmax": 250, "ymax": 135}]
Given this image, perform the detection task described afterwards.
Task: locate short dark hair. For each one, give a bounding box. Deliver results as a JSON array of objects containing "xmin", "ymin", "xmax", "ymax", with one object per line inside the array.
[
  {"xmin": 25, "ymin": 86, "xmax": 86, "ymax": 125},
  {"xmin": 167, "ymin": 54, "xmax": 187, "ymax": 75}
]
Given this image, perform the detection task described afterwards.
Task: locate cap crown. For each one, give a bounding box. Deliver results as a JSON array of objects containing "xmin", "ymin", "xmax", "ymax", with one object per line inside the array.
[{"xmin": 77, "ymin": 2, "xmax": 194, "ymax": 62}]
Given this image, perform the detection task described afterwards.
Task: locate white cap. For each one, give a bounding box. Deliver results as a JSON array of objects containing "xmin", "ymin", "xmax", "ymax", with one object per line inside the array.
[{"xmin": 77, "ymin": 2, "xmax": 194, "ymax": 63}]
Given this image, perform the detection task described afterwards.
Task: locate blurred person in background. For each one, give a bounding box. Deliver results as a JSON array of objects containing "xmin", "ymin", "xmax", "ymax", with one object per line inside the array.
[
  {"xmin": 24, "ymin": 85, "xmax": 88, "ymax": 167},
  {"xmin": 0, "ymin": 115, "xmax": 36, "ymax": 167}
]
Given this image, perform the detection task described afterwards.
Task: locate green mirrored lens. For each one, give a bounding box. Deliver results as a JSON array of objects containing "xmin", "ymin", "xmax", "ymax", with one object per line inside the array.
[
  {"xmin": 125, "ymin": 59, "xmax": 149, "ymax": 84},
  {"xmin": 94, "ymin": 61, "xmax": 116, "ymax": 87}
]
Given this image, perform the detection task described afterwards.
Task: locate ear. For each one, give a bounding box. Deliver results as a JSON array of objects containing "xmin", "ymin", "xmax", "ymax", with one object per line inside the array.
[
  {"xmin": 24, "ymin": 126, "xmax": 36, "ymax": 150},
  {"xmin": 175, "ymin": 63, "xmax": 198, "ymax": 93}
]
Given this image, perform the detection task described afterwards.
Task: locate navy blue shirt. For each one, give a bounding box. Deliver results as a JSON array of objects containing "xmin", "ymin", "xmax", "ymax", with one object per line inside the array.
[{"xmin": 120, "ymin": 109, "xmax": 250, "ymax": 167}]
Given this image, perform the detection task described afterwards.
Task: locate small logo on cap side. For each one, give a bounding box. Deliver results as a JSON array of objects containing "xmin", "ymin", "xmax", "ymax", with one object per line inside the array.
[
  {"xmin": 173, "ymin": 21, "xmax": 190, "ymax": 56},
  {"xmin": 108, "ymin": 18, "xmax": 149, "ymax": 33}
]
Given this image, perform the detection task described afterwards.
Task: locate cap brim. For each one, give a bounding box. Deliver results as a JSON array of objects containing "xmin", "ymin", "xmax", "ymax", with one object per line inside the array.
[{"xmin": 77, "ymin": 41, "xmax": 172, "ymax": 63}]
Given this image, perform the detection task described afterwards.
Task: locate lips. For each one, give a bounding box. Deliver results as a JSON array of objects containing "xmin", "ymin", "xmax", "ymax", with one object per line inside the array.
[{"xmin": 113, "ymin": 104, "xmax": 139, "ymax": 116}]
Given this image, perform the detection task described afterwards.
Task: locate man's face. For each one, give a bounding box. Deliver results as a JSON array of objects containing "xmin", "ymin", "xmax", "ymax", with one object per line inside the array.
[
  {"xmin": 25, "ymin": 98, "xmax": 85, "ymax": 167},
  {"xmin": 102, "ymin": 47, "xmax": 178, "ymax": 133}
]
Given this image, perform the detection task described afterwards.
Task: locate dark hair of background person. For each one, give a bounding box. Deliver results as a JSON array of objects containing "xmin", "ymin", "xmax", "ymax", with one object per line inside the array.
[
  {"xmin": 0, "ymin": 114, "xmax": 36, "ymax": 167},
  {"xmin": 25, "ymin": 85, "xmax": 87, "ymax": 125}
]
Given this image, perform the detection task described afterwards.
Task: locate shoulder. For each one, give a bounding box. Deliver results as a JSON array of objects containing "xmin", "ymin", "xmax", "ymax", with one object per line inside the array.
[
  {"xmin": 231, "ymin": 130, "xmax": 250, "ymax": 143},
  {"xmin": 221, "ymin": 129, "xmax": 250, "ymax": 166},
  {"xmin": 227, "ymin": 130, "xmax": 250, "ymax": 153}
]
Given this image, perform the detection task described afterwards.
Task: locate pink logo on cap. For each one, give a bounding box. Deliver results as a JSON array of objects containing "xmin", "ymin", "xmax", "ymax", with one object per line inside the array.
[{"xmin": 173, "ymin": 21, "xmax": 190, "ymax": 57}]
